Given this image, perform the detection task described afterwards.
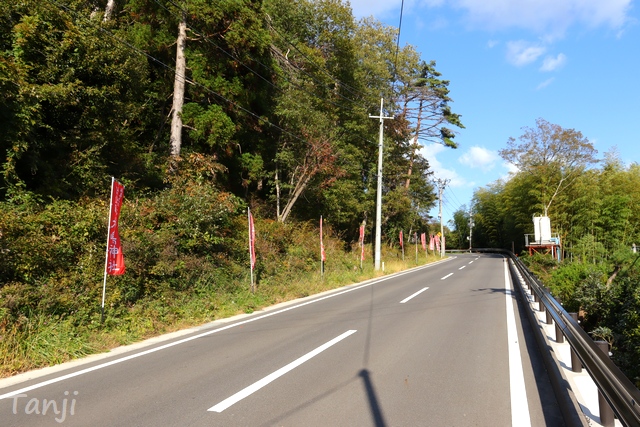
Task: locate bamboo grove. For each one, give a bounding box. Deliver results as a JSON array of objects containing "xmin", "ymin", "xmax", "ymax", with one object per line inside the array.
[{"xmin": 449, "ymin": 119, "xmax": 640, "ymax": 385}]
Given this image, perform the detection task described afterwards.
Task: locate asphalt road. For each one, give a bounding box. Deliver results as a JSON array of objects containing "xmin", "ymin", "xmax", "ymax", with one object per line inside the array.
[{"xmin": 0, "ymin": 253, "xmax": 565, "ymax": 426}]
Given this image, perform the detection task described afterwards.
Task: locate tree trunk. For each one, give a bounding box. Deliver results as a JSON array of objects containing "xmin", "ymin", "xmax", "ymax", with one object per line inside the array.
[
  {"xmin": 279, "ymin": 171, "xmax": 312, "ymax": 223},
  {"xmin": 405, "ymin": 137, "xmax": 417, "ymax": 189},
  {"xmin": 606, "ymin": 265, "xmax": 621, "ymax": 289},
  {"xmin": 103, "ymin": 0, "xmax": 116, "ymax": 21},
  {"xmin": 405, "ymin": 99, "xmax": 424, "ymax": 189},
  {"xmin": 169, "ymin": 15, "xmax": 187, "ymax": 158}
]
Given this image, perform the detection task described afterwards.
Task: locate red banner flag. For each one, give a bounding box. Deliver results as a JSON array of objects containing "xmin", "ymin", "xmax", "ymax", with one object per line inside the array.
[
  {"xmin": 399, "ymin": 230, "xmax": 404, "ymax": 249},
  {"xmin": 107, "ymin": 179, "xmax": 125, "ymax": 275},
  {"xmin": 248, "ymin": 209, "xmax": 256, "ymax": 270},
  {"xmin": 421, "ymin": 233, "xmax": 426, "ymax": 251},
  {"xmin": 429, "ymin": 235, "xmax": 435, "ymax": 251},
  {"xmin": 359, "ymin": 225, "xmax": 365, "ymax": 261},
  {"xmin": 320, "ymin": 216, "xmax": 326, "ymax": 262},
  {"xmin": 435, "ymin": 235, "xmax": 441, "ymax": 253}
]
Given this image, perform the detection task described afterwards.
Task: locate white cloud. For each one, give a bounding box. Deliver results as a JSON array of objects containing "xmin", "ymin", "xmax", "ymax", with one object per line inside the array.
[
  {"xmin": 453, "ymin": 0, "xmax": 632, "ymax": 37},
  {"xmin": 459, "ymin": 146, "xmax": 500, "ymax": 172},
  {"xmin": 419, "ymin": 143, "xmax": 467, "ymax": 188},
  {"xmin": 506, "ymin": 41, "xmax": 546, "ymax": 66},
  {"xmin": 505, "ymin": 161, "xmax": 519, "ymax": 174},
  {"xmin": 498, "ymin": 161, "xmax": 520, "ymax": 181},
  {"xmin": 536, "ymin": 77, "xmax": 555, "ymax": 90},
  {"xmin": 487, "ymin": 39, "xmax": 500, "ymax": 48},
  {"xmin": 540, "ymin": 53, "xmax": 567, "ymax": 72},
  {"xmin": 350, "ymin": 0, "xmax": 633, "ymax": 38}
]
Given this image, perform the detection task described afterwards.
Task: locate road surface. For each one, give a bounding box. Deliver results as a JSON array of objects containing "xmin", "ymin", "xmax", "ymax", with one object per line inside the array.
[{"xmin": 0, "ymin": 253, "xmax": 565, "ymax": 426}]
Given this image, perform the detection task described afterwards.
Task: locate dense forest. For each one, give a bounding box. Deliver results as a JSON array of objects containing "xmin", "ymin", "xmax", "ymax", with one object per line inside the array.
[
  {"xmin": 449, "ymin": 119, "xmax": 640, "ymax": 385},
  {"xmin": 0, "ymin": 0, "xmax": 462, "ymax": 375},
  {"xmin": 0, "ymin": 0, "xmax": 462, "ymax": 221},
  {"xmin": 2, "ymin": 0, "xmax": 638, "ymax": 387}
]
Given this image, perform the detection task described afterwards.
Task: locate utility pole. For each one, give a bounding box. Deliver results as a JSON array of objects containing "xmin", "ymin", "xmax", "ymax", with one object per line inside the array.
[
  {"xmin": 435, "ymin": 178, "xmax": 449, "ymax": 257},
  {"xmin": 468, "ymin": 206, "xmax": 474, "ymax": 251},
  {"xmin": 370, "ymin": 98, "xmax": 394, "ymax": 271}
]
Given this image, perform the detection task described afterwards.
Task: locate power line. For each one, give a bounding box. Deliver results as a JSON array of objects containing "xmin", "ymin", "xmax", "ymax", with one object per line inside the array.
[
  {"xmin": 46, "ymin": 0, "xmax": 311, "ymax": 146},
  {"xmin": 264, "ymin": 13, "xmax": 371, "ymax": 107},
  {"xmin": 157, "ymin": 0, "xmax": 368, "ymax": 113},
  {"xmin": 158, "ymin": 0, "xmax": 373, "ymax": 112},
  {"xmin": 151, "ymin": 0, "xmax": 381, "ymax": 150},
  {"xmin": 392, "ymin": 0, "xmax": 406, "ymax": 83},
  {"xmin": 445, "ymin": 187, "xmax": 467, "ymax": 211},
  {"xmin": 43, "ymin": 0, "xmax": 441, "ymax": 221}
]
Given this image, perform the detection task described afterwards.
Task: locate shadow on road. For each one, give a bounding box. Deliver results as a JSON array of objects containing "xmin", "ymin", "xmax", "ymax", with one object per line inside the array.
[{"xmin": 358, "ymin": 368, "xmax": 387, "ymax": 427}]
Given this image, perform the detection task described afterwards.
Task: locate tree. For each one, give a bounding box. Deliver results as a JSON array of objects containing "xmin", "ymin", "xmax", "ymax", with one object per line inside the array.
[
  {"xmin": 472, "ymin": 184, "xmax": 506, "ymax": 249},
  {"xmin": 272, "ymin": 82, "xmax": 344, "ymax": 223},
  {"xmin": 450, "ymin": 207, "xmax": 470, "ymax": 249},
  {"xmin": 1, "ymin": 0, "xmax": 153, "ymax": 199},
  {"xmin": 265, "ymin": 0, "xmax": 357, "ymax": 222},
  {"xmin": 499, "ymin": 118, "xmax": 598, "ymax": 216},
  {"xmin": 390, "ymin": 60, "xmax": 463, "ymax": 190}
]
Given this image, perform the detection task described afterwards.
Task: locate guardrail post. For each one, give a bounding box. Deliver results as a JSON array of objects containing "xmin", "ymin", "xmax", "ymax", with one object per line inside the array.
[
  {"xmin": 538, "ymin": 291, "xmax": 547, "ymax": 313},
  {"xmin": 569, "ymin": 313, "xmax": 582, "ymax": 372},
  {"xmin": 595, "ymin": 340, "xmax": 615, "ymax": 427},
  {"xmin": 545, "ymin": 308, "xmax": 553, "ymax": 325},
  {"xmin": 555, "ymin": 321, "xmax": 564, "ymax": 343}
]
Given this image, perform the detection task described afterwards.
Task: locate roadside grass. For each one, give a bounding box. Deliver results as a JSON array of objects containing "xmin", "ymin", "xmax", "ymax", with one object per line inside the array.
[
  {"xmin": 0, "ymin": 189, "xmax": 448, "ymax": 378},
  {"xmin": 0, "ymin": 247, "xmax": 444, "ymax": 378}
]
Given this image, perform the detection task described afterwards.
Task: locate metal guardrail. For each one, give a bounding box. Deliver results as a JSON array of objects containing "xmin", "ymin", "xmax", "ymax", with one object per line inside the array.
[{"xmin": 468, "ymin": 248, "xmax": 640, "ymax": 427}]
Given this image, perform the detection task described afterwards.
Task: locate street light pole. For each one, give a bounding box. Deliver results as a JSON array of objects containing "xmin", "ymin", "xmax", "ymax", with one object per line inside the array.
[{"xmin": 370, "ymin": 98, "xmax": 393, "ymax": 270}]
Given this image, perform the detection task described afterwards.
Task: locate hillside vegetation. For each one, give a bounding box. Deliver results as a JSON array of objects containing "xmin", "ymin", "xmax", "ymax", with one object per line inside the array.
[
  {"xmin": 0, "ymin": 1, "xmax": 458, "ymax": 376},
  {"xmin": 0, "ymin": 160, "xmax": 442, "ymax": 376}
]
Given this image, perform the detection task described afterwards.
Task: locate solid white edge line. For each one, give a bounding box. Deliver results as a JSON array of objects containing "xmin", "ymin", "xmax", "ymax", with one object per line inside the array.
[
  {"xmin": 0, "ymin": 260, "xmax": 452, "ymax": 400},
  {"xmin": 208, "ymin": 330, "xmax": 357, "ymax": 413},
  {"xmin": 504, "ymin": 258, "xmax": 532, "ymax": 427},
  {"xmin": 441, "ymin": 273, "xmax": 453, "ymax": 280},
  {"xmin": 399, "ymin": 287, "xmax": 429, "ymax": 304}
]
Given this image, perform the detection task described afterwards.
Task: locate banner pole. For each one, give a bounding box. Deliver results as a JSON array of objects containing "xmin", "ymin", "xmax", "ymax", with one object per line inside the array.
[
  {"xmin": 320, "ymin": 216, "xmax": 324, "ymax": 280},
  {"xmin": 101, "ymin": 177, "xmax": 115, "ymax": 324},
  {"xmin": 248, "ymin": 208, "xmax": 254, "ymax": 293},
  {"xmin": 359, "ymin": 225, "xmax": 364, "ymax": 270}
]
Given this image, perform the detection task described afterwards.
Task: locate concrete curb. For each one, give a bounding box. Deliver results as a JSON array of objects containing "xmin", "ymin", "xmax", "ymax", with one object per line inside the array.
[{"xmin": 508, "ymin": 259, "xmax": 590, "ymax": 427}]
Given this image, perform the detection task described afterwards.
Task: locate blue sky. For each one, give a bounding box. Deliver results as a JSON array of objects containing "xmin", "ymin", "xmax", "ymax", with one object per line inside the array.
[{"xmin": 349, "ymin": 0, "xmax": 639, "ymax": 225}]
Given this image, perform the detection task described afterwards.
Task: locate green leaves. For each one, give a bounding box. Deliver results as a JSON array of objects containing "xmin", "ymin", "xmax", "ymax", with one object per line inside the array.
[{"xmin": 182, "ymin": 103, "xmax": 235, "ymax": 150}]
